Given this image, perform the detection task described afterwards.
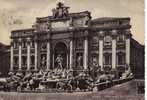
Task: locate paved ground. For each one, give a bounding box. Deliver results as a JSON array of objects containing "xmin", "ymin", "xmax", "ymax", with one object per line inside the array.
[
  {"xmin": 0, "ymin": 79, "xmax": 144, "ymax": 100},
  {"xmin": 91, "ymin": 79, "xmax": 144, "ymax": 100}
]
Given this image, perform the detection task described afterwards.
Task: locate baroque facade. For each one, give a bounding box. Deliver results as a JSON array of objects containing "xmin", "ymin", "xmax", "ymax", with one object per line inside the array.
[{"xmin": 10, "ymin": 2, "xmax": 143, "ymax": 77}]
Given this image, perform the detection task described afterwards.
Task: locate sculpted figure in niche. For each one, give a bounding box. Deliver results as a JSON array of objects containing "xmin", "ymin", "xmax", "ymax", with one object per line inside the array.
[
  {"xmin": 77, "ymin": 55, "xmax": 83, "ymax": 67},
  {"xmin": 92, "ymin": 57, "xmax": 98, "ymax": 67},
  {"xmin": 55, "ymin": 54, "xmax": 63, "ymax": 69},
  {"xmin": 41, "ymin": 56, "xmax": 46, "ymax": 70}
]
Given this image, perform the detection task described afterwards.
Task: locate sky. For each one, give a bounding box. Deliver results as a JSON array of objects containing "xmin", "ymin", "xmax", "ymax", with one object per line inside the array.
[{"xmin": 0, "ymin": 0, "xmax": 144, "ymax": 45}]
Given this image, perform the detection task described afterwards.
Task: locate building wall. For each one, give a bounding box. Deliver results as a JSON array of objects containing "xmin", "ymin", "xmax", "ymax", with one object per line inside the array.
[
  {"xmin": 9, "ymin": 3, "xmax": 144, "ymax": 79},
  {"xmin": 0, "ymin": 43, "xmax": 10, "ymax": 77},
  {"xmin": 130, "ymin": 39, "xmax": 144, "ymax": 79}
]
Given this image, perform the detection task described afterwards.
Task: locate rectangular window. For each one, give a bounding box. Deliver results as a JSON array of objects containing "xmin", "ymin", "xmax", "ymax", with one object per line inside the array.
[
  {"xmin": 117, "ymin": 53, "xmax": 125, "ymax": 65},
  {"xmin": 76, "ymin": 39, "xmax": 83, "ymax": 49},
  {"xmin": 31, "ymin": 55, "xmax": 35, "ymax": 65},
  {"xmin": 22, "ymin": 56, "xmax": 27, "ymax": 65},
  {"xmin": 104, "ymin": 53, "xmax": 112, "ymax": 65},
  {"xmin": 14, "ymin": 56, "xmax": 18, "ymax": 65}
]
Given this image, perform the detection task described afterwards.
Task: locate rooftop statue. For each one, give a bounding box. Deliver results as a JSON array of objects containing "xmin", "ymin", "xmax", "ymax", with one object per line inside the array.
[{"xmin": 52, "ymin": 2, "xmax": 70, "ymax": 18}]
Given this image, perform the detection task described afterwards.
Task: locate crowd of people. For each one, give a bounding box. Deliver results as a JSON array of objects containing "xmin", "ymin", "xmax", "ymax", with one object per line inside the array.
[{"xmin": 0, "ymin": 67, "xmax": 133, "ymax": 92}]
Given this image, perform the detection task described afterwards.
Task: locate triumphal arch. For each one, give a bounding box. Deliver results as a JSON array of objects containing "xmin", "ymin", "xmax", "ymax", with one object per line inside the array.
[{"xmin": 10, "ymin": 2, "xmax": 132, "ymax": 76}]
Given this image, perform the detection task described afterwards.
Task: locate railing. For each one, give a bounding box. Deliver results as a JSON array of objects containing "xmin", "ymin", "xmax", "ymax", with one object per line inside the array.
[{"xmin": 95, "ymin": 77, "xmax": 133, "ymax": 91}]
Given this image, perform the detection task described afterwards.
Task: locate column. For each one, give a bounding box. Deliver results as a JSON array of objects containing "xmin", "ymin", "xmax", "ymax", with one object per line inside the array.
[
  {"xmin": 126, "ymin": 39, "xmax": 130, "ymax": 65},
  {"xmin": 18, "ymin": 39, "xmax": 22, "ymax": 70},
  {"xmin": 46, "ymin": 41, "xmax": 50, "ymax": 70},
  {"xmin": 34, "ymin": 41, "xmax": 37, "ymax": 70},
  {"xmin": 27, "ymin": 39, "xmax": 31, "ymax": 70},
  {"xmin": 125, "ymin": 30, "xmax": 131, "ymax": 67},
  {"xmin": 99, "ymin": 31, "xmax": 104, "ymax": 70},
  {"xmin": 69, "ymin": 39, "xmax": 73, "ymax": 69},
  {"xmin": 10, "ymin": 42, "xmax": 14, "ymax": 71},
  {"xmin": 112, "ymin": 30, "xmax": 117, "ymax": 69},
  {"xmin": 52, "ymin": 54, "xmax": 54, "ymax": 69},
  {"xmin": 84, "ymin": 37, "xmax": 88, "ymax": 69},
  {"xmin": 66, "ymin": 53, "xmax": 68, "ymax": 69}
]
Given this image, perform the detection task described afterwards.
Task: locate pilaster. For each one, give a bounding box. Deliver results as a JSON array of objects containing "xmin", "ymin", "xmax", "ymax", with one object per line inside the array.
[
  {"xmin": 46, "ymin": 39, "xmax": 51, "ymax": 70},
  {"xmin": 18, "ymin": 38, "xmax": 22, "ymax": 70},
  {"xmin": 10, "ymin": 41, "xmax": 14, "ymax": 71},
  {"xmin": 111, "ymin": 30, "xmax": 117, "ymax": 69},
  {"xmin": 27, "ymin": 38, "xmax": 31, "ymax": 70},
  {"xmin": 125, "ymin": 29, "xmax": 132, "ymax": 69},
  {"xmin": 99, "ymin": 31, "xmax": 104, "ymax": 70}
]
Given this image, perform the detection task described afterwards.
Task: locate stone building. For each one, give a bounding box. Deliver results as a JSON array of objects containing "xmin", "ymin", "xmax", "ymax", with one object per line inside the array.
[
  {"xmin": 10, "ymin": 2, "xmax": 144, "ymax": 78},
  {"xmin": 130, "ymin": 39, "xmax": 144, "ymax": 79},
  {"xmin": 0, "ymin": 43, "xmax": 10, "ymax": 77}
]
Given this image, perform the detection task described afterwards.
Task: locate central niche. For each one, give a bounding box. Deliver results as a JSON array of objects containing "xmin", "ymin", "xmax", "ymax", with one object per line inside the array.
[{"xmin": 54, "ymin": 42, "xmax": 68, "ymax": 69}]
